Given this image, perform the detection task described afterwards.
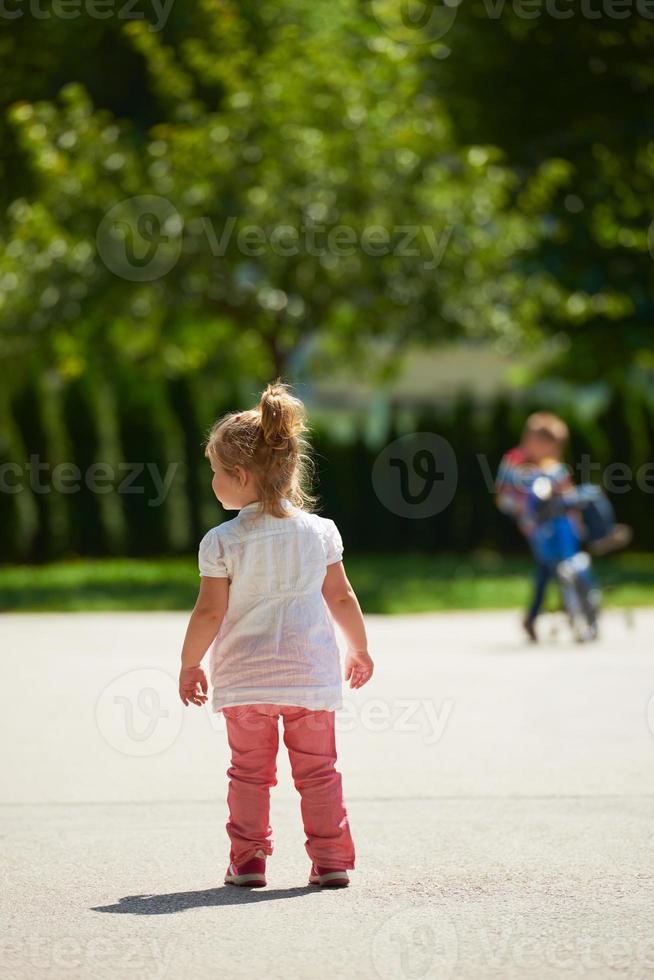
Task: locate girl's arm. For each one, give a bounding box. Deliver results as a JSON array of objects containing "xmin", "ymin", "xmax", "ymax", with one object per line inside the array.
[
  {"xmin": 179, "ymin": 577, "xmax": 230, "ymax": 705},
  {"xmin": 322, "ymin": 561, "xmax": 373, "ymax": 689}
]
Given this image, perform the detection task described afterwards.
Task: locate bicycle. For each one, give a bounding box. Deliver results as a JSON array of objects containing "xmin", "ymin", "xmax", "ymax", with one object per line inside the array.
[{"xmin": 527, "ymin": 476, "xmax": 603, "ymax": 643}]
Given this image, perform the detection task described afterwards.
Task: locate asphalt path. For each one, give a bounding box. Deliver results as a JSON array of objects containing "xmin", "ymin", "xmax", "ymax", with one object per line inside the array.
[{"xmin": 2, "ymin": 605, "xmax": 653, "ymax": 979}]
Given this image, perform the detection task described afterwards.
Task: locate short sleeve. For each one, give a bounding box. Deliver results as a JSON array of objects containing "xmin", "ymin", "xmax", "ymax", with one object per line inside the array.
[
  {"xmin": 198, "ymin": 527, "xmax": 230, "ymax": 578},
  {"xmin": 324, "ymin": 519, "xmax": 344, "ymax": 565}
]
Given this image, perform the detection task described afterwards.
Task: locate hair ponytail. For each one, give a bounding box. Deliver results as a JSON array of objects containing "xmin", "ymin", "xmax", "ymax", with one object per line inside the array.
[
  {"xmin": 259, "ymin": 381, "xmax": 305, "ymax": 451},
  {"xmin": 204, "ymin": 377, "xmax": 318, "ymax": 518}
]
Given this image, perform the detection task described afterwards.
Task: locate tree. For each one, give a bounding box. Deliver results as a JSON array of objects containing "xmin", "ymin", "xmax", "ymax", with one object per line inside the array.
[
  {"xmin": 0, "ymin": 0, "xmax": 570, "ymax": 393},
  {"xmin": 423, "ymin": 4, "xmax": 654, "ymax": 389}
]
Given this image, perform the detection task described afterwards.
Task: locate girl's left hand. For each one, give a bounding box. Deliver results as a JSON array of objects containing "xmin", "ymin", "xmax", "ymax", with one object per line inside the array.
[
  {"xmin": 344, "ymin": 649, "xmax": 374, "ymax": 689},
  {"xmin": 179, "ymin": 665, "xmax": 208, "ymax": 706}
]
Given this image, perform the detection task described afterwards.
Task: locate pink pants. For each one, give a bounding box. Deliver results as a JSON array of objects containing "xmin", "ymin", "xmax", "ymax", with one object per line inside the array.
[{"xmin": 222, "ymin": 703, "xmax": 356, "ymax": 870}]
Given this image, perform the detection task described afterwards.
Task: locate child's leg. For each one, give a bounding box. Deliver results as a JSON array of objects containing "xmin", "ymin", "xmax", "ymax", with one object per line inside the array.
[
  {"xmin": 223, "ymin": 703, "xmax": 280, "ymax": 865},
  {"xmin": 280, "ymin": 706, "xmax": 356, "ymax": 870},
  {"xmin": 527, "ymin": 560, "xmax": 552, "ymax": 624}
]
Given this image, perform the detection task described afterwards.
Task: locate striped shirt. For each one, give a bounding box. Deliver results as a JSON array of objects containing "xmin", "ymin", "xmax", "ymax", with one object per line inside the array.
[
  {"xmin": 496, "ymin": 447, "xmax": 574, "ymax": 537},
  {"xmin": 198, "ymin": 498, "xmax": 344, "ymax": 712}
]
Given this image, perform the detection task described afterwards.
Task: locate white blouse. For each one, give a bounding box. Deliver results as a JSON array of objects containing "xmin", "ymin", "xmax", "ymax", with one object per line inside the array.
[{"xmin": 198, "ymin": 498, "xmax": 345, "ymax": 713}]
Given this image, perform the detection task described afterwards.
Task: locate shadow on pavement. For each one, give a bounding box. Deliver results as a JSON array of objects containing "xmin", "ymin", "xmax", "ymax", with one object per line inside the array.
[{"xmin": 92, "ymin": 886, "xmax": 319, "ymax": 914}]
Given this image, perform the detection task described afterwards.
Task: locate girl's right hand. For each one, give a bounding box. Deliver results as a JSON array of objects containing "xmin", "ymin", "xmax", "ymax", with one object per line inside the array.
[
  {"xmin": 344, "ymin": 650, "xmax": 374, "ymax": 689},
  {"xmin": 179, "ymin": 665, "xmax": 208, "ymax": 706}
]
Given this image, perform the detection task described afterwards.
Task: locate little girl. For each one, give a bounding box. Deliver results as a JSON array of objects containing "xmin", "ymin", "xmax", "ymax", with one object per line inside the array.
[{"xmin": 178, "ymin": 379, "xmax": 374, "ymax": 889}]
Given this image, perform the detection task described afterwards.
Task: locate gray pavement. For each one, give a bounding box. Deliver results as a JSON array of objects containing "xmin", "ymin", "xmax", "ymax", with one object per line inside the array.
[{"xmin": 2, "ymin": 606, "xmax": 654, "ymax": 979}]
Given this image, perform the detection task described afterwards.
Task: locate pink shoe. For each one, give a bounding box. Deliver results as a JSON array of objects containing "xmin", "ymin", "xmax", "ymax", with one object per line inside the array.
[
  {"xmin": 224, "ymin": 849, "xmax": 267, "ymax": 887},
  {"xmin": 308, "ymin": 863, "xmax": 350, "ymax": 888}
]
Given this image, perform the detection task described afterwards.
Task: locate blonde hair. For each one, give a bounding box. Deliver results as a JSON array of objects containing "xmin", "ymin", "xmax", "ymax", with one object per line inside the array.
[
  {"xmin": 204, "ymin": 379, "xmax": 318, "ymax": 518},
  {"xmin": 523, "ymin": 411, "xmax": 569, "ymax": 448}
]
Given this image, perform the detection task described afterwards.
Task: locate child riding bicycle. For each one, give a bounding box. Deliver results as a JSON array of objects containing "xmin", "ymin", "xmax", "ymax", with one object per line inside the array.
[{"xmin": 495, "ymin": 412, "xmax": 631, "ymax": 642}]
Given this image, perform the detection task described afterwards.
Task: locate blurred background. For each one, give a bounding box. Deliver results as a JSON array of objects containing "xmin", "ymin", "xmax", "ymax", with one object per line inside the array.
[{"xmin": 1, "ymin": 0, "xmax": 653, "ymax": 611}]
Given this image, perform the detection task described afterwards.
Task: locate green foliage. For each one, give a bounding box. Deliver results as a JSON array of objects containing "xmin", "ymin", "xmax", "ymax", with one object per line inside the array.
[
  {"xmin": 0, "ymin": 0, "xmax": 572, "ymax": 394},
  {"xmin": 1, "ymin": 0, "xmax": 653, "ymax": 564},
  {"xmin": 2, "ymin": 372, "xmax": 652, "ymax": 563},
  {"xmin": 428, "ymin": 7, "xmax": 654, "ymax": 385}
]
